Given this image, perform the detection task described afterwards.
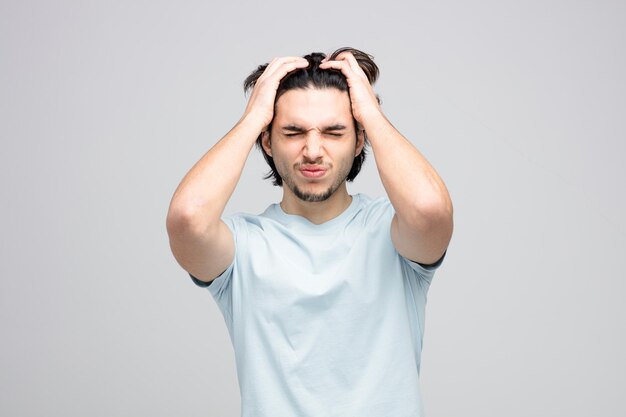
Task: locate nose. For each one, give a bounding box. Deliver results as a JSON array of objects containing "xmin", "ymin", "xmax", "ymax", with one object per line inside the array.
[{"xmin": 303, "ymin": 131, "xmax": 323, "ymax": 161}]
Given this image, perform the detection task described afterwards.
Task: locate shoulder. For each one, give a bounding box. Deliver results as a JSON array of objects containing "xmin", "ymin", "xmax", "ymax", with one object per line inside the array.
[
  {"xmin": 220, "ymin": 205, "xmax": 290, "ymax": 245},
  {"xmin": 354, "ymin": 193, "xmax": 395, "ymax": 223},
  {"xmin": 223, "ymin": 206, "xmax": 276, "ymax": 231}
]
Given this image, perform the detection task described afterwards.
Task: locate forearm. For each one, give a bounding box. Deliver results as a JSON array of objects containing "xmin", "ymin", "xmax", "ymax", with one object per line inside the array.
[
  {"xmin": 167, "ymin": 115, "xmax": 264, "ymax": 232},
  {"xmin": 363, "ymin": 111, "xmax": 453, "ymax": 229},
  {"xmin": 167, "ymin": 57, "xmax": 310, "ymax": 234}
]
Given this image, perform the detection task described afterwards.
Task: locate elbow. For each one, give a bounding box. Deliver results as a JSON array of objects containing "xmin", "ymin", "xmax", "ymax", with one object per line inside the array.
[
  {"xmin": 166, "ymin": 206, "xmax": 192, "ymax": 241},
  {"xmin": 166, "ymin": 203, "xmax": 213, "ymax": 239},
  {"xmin": 405, "ymin": 195, "xmax": 454, "ymax": 234}
]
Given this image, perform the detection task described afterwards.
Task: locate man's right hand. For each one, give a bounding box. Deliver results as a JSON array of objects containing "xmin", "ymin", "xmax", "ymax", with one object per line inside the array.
[{"xmin": 242, "ymin": 57, "xmax": 309, "ymax": 129}]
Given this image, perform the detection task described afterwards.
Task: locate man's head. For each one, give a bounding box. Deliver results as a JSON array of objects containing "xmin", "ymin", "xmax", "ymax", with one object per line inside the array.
[{"xmin": 243, "ymin": 47, "xmax": 380, "ymax": 198}]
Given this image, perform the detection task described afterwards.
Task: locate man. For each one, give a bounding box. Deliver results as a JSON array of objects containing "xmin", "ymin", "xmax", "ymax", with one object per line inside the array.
[{"xmin": 166, "ymin": 47, "xmax": 453, "ymax": 417}]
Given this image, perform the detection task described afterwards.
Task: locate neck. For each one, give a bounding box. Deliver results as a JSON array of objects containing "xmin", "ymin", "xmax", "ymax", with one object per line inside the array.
[{"xmin": 280, "ymin": 184, "xmax": 352, "ymax": 225}]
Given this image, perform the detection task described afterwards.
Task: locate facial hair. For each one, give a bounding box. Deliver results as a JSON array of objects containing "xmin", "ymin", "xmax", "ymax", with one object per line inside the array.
[{"xmin": 280, "ymin": 158, "xmax": 353, "ymax": 203}]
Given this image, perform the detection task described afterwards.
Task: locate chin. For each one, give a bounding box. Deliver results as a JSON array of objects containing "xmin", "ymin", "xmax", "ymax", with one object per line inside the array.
[
  {"xmin": 292, "ymin": 185, "xmax": 335, "ymax": 202},
  {"xmin": 279, "ymin": 168, "xmax": 348, "ymax": 203}
]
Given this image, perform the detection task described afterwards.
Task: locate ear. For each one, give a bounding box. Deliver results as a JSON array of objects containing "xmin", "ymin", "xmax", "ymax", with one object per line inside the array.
[
  {"xmin": 261, "ymin": 131, "xmax": 272, "ymax": 157},
  {"xmin": 355, "ymin": 129, "xmax": 365, "ymax": 156}
]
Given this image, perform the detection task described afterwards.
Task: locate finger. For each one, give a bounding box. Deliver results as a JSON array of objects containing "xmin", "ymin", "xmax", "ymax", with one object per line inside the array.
[
  {"xmin": 328, "ymin": 51, "xmax": 354, "ymax": 65},
  {"xmin": 331, "ymin": 51, "xmax": 353, "ymax": 61},
  {"xmin": 266, "ymin": 60, "xmax": 309, "ymax": 85},
  {"xmin": 329, "ymin": 52, "xmax": 367, "ymax": 80},
  {"xmin": 261, "ymin": 56, "xmax": 308, "ymax": 80},
  {"xmin": 264, "ymin": 56, "xmax": 303, "ymax": 72},
  {"xmin": 318, "ymin": 59, "xmax": 357, "ymax": 79},
  {"xmin": 343, "ymin": 53, "xmax": 366, "ymax": 77}
]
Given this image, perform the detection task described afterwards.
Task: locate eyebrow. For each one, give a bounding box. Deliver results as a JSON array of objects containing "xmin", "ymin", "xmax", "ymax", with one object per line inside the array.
[
  {"xmin": 323, "ymin": 124, "xmax": 347, "ymax": 132},
  {"xmin": 281, "ymin": 124, "xmax": 347, "ymax": 132},
  {"xmin": 281, "ymin": 125, "xmax": 307, "ymax": 133}
]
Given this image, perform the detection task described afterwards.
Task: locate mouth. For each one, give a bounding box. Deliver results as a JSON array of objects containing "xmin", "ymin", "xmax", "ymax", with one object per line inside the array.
[{"xmin": 298, "ymin": 165, "xmax": 327, "ymax": 179}]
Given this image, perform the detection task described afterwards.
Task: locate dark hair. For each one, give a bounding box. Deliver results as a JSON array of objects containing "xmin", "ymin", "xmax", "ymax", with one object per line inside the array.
[{"xmin": 243, "ymin": 47, "xmax": 380, "ymax": 186}]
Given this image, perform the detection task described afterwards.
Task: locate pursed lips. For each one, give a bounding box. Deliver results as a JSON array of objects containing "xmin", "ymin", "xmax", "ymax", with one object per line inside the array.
[{"xmin": 298, "ymin": 164, "xmax": 328, "ymax": 178}]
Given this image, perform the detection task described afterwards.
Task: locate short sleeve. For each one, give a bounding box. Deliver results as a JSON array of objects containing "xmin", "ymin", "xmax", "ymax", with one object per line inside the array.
[
  {"xmin": 362, "ymin": 196, "xmax": 447, "ymax": 286},
  {"xmin": 189, "ymin": 273, "xmax": 213, "ymax": 287},
  {"xmin": 403, "ymin": 250, "xmax": 446, "ymax": 287}
]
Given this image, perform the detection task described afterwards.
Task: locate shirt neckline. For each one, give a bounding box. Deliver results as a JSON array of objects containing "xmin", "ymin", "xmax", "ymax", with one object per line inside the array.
[{"xmin": 266, "ymin": 193, "xmax": 363, "ymax": 232}]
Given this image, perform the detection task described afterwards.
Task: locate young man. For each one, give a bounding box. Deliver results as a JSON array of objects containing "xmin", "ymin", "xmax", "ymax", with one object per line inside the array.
[{"xmin": 166, "ymin": 47, "xmax": 453, "ymax": 417}]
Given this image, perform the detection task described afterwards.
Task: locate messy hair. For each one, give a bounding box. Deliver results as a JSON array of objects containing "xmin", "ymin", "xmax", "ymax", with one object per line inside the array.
[{"xmin": 243, "ymin": 47, "xmax": 380, "ymax": 186}]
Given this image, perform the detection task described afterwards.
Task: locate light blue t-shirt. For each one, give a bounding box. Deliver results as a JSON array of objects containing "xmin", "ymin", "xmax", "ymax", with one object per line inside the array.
[{"xmin": 192, "ymin": 194, "xmax": 444, "ymax": 417}]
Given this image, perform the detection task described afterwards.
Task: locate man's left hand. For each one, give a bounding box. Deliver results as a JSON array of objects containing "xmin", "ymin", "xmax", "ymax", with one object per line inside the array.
[{"xmin": 319, "ymin": 51, "xmax": 382, "ymax": 125}]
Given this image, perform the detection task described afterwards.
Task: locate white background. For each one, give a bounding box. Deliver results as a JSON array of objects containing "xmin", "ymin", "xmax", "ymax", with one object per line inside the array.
[{"xmin": 1, "ymin": 0, "xmax": 625, "ymax": 415}]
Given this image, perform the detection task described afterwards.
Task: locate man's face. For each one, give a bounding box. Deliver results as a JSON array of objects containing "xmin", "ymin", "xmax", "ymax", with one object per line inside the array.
[{"xmin": 263, "ymin": 87, "xmax": 364, "ymax": 202}]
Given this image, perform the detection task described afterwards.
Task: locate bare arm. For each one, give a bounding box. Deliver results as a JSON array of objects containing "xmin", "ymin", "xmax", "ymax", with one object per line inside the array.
[
  {"xmin": 166, "ymin": 57, "xmax": 309, "ymax": 282},
  {"xmin": 362, "ymin": 112, "xmax": 453, "ymax": 265},
  {"xmin": 320, "ymin": 54, "xmax": 453, "ymax": 265}
]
